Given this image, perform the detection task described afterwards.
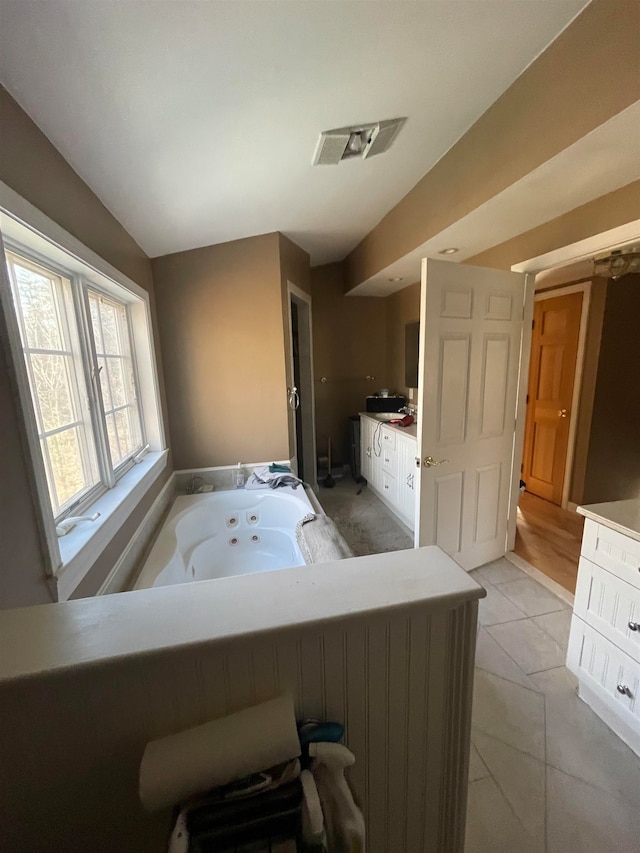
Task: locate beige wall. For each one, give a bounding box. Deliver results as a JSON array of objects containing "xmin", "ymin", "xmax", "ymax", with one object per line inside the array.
[
  {"xmin": 385, "ymin": 281, "xmax": 421, "ymax": 400},
  {"xmin": 466, "ymin": 185, "xmax": 640, "ymax": 506},
  {"xmin": 311, "ymin": 263, "xmax": 389, "ymax": 467},
  {"xmin": 583, "ymin": 273, "xmax": 640, "ymax": 503},
  {"xmin": 468, "ymin": 181, "xmax": 640, "ymax": 270},
  {"xmin": 279, "ymin": 234, "xmax": 311, "ymax": 461},
  {"xmin": 0, "ymin": 86, "xmax": 171, "ymax": 608},
  {"xmin": 152, "ymin": 233, "xmax": 291, "ymax": 469},
  {"xmin": 345, "ymin": 0, "xmax": 640, "ymax": 291}
]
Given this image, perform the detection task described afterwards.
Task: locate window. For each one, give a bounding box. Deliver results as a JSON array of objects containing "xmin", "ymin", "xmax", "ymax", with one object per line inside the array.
[{"xmin": 5, "ymin": 248, "xmax": 146, "ymax": 520}]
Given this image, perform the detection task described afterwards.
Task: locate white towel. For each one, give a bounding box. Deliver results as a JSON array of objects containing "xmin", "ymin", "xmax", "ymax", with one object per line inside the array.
[
  {"xmin": 296, "ymin": 514, "xmax": 353, "ymax": 564},
  {"xmin": 250, "ymin": 466, "xmax": 303, "ymax": 490}
]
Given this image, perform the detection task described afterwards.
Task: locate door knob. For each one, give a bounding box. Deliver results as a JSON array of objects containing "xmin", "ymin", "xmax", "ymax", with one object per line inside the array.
[
  {"xmin": 628, "ymin": 621, "xmax": 639, "ymax": 632},
  {"xmin": 558, "ymin": 408, "xmax": 567, "ymax": 418},
  {"xmin": 423, "ymin": 456, "xmax": 449, "ymax": 468},
  {"xmin": 616, "ymin": 684, "xmax": 632, "ymax": 698}
]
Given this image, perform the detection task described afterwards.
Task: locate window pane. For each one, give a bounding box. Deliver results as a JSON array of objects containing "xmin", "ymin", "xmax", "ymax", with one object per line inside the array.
[
  {"xmin": 88, "ymin": 288, "xmax": 144, "ymax": 468},
  {"xmin": 46, "ymin": 428, "xmax": 86, "ymax": 507},
  {"xmin": 107, "ymin": 358, "xmax": 126, "ymax": 407},
  {"xmin": 106, "ymin": 412, "xmax": 121, "ymax": 465},
  {"xmin": 30, "ymin": 353, "xmax": 75, "ymax": 432},
  {"xmin": 13, "ymin": 263, "xmax": 62, "ymax": 350},
  {"xmin": 115, "ymin": 407, "xmax": 141, "ymax": 459},
  {"xmin": 98, "ymin": 356, "xmax": 112, "ymax": 411},
  {"xmin": 89, "ymin": 296, "xmax": 103, "ymax": 352},
  {"xmin": 7, "ymin": 251, "xmax": 101, "ymax": 516},
  {"xmin": 100, "ymin": 302, "xmax": 119, "ymax": 354}
]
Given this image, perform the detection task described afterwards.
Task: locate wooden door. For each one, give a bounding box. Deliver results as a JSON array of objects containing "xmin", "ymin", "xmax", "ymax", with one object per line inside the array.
[
  {"xmin": 522, "ymin": 292, "xmax": 582, "ymax": 505},
  {"xmin": 416, "ymin": 258, "xmax": 528, "ymax": 570}
]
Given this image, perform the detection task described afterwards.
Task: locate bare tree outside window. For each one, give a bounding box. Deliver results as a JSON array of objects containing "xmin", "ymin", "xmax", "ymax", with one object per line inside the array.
[
  {"xmin": 7, "ymin": 257, "xmax": 98, "ymax": 513},
  {"xmin": 5, "ymin": 251, "xmax": 145, "ymax": 519}
]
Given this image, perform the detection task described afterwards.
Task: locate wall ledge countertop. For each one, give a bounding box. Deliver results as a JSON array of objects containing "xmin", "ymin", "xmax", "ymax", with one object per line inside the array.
[
  {"xmin": 359, "ymin": 412, "xmax": 418, "ymax": 440},
  {"xmin": 0, "ymin": 546, "xmax": 484, "ymax": 684},
  {"xmin": 577, "ymin": 498, "xmax": 640, "ymax": 542}
]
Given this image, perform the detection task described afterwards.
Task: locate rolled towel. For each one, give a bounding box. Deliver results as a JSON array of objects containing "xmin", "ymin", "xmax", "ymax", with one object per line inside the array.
[
  {"xmin": 310, "ymin": 743, "xmax": 365, "ymax": 853},
  {"xmin": 296, "ymin": 514, "xmax": 353, "ymax": 565},
  {"xmin": 139, "ymin": 694, "xmax": 300, "ymax": 812}
]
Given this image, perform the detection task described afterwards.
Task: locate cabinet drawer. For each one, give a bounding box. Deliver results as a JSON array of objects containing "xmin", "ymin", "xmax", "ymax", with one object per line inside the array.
[
  {"xmin": 381, "ymin": 426, "xmax": 396, "ymax": 451},
  {"xmin": 574, "ymin": 557, "xmax": 640, "ymax": 663},
  {"xmin": 581, "ymin": 519, "xmax": 640, "ymax": 589},
  {"xmin": 381, "ymin": 471, "xmax": 397, "ymax": 503},
  {"xmin": 567, "ymin": 616, "xmax": 640, "ymax": 724}
]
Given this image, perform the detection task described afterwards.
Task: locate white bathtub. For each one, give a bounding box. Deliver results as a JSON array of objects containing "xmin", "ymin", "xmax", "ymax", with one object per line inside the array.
[{"xmin": 134, "ymin": 485, "xmax": 315, "ymax": 589}]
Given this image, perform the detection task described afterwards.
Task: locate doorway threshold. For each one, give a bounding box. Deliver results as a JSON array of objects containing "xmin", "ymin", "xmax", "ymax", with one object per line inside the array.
[{"xmin": 504, "ymin": 551, "xmax": 574, "ymax": 608}]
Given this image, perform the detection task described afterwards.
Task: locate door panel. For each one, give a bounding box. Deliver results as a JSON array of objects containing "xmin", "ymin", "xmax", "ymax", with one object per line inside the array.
[
  {"xmin": 416, "ymin": 258, "xmax": 527, "ymax": 570},
  {"xmin": 522, "ymin": 292, "xmax": 582, "ymax": 504}
]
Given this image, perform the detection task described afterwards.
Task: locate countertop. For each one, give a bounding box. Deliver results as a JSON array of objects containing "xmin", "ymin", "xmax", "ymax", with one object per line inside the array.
[
  {"xmin": 577, "ymin": 498, "xmax": 640, "ymax": 542},
  {"xmin": 0, "ymin": 547, "xmax": 483, "ymax": 683},
  {"xmin": 359, "ymin": 411, "xmax": 418, "ymax": 440}
]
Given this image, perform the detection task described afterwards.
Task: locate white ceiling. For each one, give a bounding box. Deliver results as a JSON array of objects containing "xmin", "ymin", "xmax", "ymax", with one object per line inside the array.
[{"xmin": 0, "ymin": 0, "xmax": 591, "ymax": 264}]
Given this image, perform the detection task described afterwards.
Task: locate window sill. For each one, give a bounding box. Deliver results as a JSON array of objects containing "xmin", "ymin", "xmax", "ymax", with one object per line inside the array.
[{"xmin": 56, "ymin": 450, "xmax": 169, "ymax": 601}]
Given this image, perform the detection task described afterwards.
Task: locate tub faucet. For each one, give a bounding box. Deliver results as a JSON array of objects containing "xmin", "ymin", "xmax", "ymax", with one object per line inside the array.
[{"xmin": 56, "ymin": 512, "xmax": 100, "ymax": 537}]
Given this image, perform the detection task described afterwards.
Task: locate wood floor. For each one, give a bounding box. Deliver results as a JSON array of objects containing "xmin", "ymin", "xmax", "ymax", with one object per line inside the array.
[{"xmin": 513, "ymin": 491, "xmax": 584, "ymax": 594}]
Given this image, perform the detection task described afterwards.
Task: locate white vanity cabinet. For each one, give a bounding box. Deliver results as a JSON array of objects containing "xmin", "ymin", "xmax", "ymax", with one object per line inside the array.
[
  {"xmin": 360, "ymin": 414, "xmax": 417, "ymax": 532},
  {"xmin": 567, "ymin": 500, "xmax": 640, "ymax": 757},
  {"xmin": 396, "ymin": 431, "xmax": 418, "ymax": 526}
]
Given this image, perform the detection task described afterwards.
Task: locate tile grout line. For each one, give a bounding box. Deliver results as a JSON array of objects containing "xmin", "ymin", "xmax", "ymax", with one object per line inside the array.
[
  {"xmin": 472, "ymin": 733, "xmax": 540, "ymax": 842},
  {"xmin": 544, "ymin": 759, "xmax": 640, "ymax": 809},
  {"xmin": 484, "ymin": 622, "xmax": 567, "ymax": 678}
]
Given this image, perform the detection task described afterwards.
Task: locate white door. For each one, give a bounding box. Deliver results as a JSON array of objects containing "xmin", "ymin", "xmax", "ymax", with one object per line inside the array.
[{"xmin": 415, "ymin": 258, "xmax": 530, "ymax": 570}]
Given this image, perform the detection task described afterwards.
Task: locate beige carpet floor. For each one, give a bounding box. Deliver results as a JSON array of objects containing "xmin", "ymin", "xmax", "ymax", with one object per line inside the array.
[{"xmin": 316, "ymin": 474, "xmax": 413, "ymax": 556}]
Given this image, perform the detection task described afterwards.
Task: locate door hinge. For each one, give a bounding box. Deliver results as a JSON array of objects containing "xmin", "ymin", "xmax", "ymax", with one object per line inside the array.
[
  {"xmin": 526, "ymin": 394, "xmax": 529, "ymax": 404},
  {"xmin": 531, "ymin": 319, "xmax": 535, "ymax": 330}
]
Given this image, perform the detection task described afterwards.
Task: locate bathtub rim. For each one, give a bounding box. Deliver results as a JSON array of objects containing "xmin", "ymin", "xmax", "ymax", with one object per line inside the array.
[{"xmin": 133, "ymin": 483, "xmax": 318, "ymax": 591}]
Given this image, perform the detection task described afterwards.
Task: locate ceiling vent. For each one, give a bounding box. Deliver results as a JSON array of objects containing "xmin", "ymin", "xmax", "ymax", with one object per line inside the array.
[
  {"xmin": 593, "ymin": 249, "xmax": 640, "ymax": 280},
  {"xmin": 312, "ymin": 117, "xmax": 406, "ymax": 165}
]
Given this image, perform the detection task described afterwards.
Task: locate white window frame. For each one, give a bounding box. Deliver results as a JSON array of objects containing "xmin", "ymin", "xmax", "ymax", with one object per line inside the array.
[
  {"xmin": 5, "ymin": 248, "xmax": 106, "ymax": 517},
  {"xmin": 0, "ymin": 182, "xmax": 167, "ymax": 598}
]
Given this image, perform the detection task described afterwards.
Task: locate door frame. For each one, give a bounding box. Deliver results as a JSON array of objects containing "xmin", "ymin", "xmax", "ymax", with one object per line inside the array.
[
  {"xmin": 525, "ymin": 282, "xmax": 591, "ymax": 509},
  {"xmin": 507, "ymin": 218, "xmax": 640, "ymax": 550},
  {"xmin": 286, "ymin": 281, "xmax": 317, "ymax": 489}
]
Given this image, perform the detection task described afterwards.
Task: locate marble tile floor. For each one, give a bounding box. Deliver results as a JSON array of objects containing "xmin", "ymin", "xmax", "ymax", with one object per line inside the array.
[
  {"xmin": 467, "ymin": 563, "xmax": 640, "ymax": 853},
  {"xmin": 318, "ymin": 478, "xmax": 640, "ymax": 853}
]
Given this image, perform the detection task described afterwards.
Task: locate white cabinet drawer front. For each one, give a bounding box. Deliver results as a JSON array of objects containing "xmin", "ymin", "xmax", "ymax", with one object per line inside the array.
[
  {"xmin": 574, "ymin": 557, "xmax": 640, "ymax": 662},
  {"xmin": 581, "ymin": 520, "xmax": 640, "ymax": 587},
  {"xmin": 381, "ymin": 471, "xmax": 397, "ymax": 503},
  {"xmin": 381, "ymin": 426, "xmax": 396, "ymax": 451},
  {"xmin": 567, "ymin": 617, "xmax": 639, "ymax": 722},
  {"xmin": 382, "ymin": 448, "xmax": 397, "ymax": 475}
]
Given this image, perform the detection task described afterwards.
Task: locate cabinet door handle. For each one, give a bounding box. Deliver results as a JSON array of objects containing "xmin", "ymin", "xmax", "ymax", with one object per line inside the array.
[
  {"xmin": 629, "ymin": 621, "xmax": 639, "ymax": 632},
  {"xmin": 616, "ymin": 684, "xmax": 632, "ymax": 698}
]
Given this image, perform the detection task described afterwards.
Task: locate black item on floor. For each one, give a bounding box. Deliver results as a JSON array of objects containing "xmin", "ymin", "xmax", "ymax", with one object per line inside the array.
[
  {"xmin": 186, "ymin": 779, "xmax": 303, "ymax": 852},
  {"xmin": 322, "ymin": 436, "xmax": 335, "ymax": 488},
  {"xmin": 365, "ymin": 394, "xmax": 406, "ymax": 413}
]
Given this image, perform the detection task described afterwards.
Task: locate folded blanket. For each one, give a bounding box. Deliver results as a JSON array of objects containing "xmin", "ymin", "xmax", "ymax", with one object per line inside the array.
[{"xmin": 296, "ymin": 513, "xmax": 353, "ymax": 565}]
